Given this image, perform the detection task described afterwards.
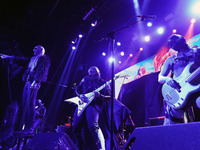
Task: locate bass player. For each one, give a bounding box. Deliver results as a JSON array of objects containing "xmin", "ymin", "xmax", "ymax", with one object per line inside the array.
[{"xmin": 158, "ymin": 34, "xmax": 200, "ymax": 125}]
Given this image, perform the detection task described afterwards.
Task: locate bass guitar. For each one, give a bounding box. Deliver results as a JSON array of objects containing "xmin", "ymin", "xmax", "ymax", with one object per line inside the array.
[
  {"xmin": 162, "ymin": 62, "xmax": 200, "ymax": 109},
  {"xmin": 64, "ymin": 75, "xmax": 128, "ymax": 116}
]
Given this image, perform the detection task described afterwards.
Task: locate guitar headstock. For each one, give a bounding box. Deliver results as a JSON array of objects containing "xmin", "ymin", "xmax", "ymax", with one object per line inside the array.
[{"xmin": 114, "ymin": 74, "xmax": 130, "ymax": 80}]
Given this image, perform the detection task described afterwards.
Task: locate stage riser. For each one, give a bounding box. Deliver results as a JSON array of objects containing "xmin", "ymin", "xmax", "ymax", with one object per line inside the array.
[{"xmin": 123, "ymin": 122, "xmax": 200, "ymax": 150}]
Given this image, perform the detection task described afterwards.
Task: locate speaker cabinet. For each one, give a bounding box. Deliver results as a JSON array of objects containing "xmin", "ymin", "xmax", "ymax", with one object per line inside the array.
[
  {"xmin": 123, "ymin": 122, "xmax": 200, "ymax": 150},
  {"xmin": 23, "ymin": 133, "xmax": 78, "ymax": 150}
]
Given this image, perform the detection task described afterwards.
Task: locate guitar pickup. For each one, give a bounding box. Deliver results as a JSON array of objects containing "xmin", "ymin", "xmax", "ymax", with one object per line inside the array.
[
  {"xmin": 166, "ymin": 93, "xmax": 172, "ymax": 101},
  {"xmin": 167, "ymin": 80, "xmax": 181, "ymax": 93}
]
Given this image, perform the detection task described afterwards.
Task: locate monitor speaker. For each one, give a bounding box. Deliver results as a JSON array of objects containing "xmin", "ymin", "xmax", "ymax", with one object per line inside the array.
[{"xmin": 122, "ymin": 122, "xmax": 200, "ymax": 150}]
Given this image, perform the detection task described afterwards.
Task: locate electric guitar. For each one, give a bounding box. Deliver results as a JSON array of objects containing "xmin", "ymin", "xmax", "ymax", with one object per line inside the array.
[
  {"xmin": 64, "ymin": 75, "xmax": 128, "ymax": 116},
  {"xmin": 162, "ymin": 62, "xmax": 200, "ymax": 109}
]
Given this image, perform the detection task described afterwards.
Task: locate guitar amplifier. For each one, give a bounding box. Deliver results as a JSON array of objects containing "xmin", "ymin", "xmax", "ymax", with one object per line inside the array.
[{"xmin": 123, "ymin": 122, "xmax": 200, "ymax": 150}]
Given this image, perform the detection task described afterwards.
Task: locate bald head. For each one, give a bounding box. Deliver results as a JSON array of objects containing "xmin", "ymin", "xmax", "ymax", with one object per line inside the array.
[
  {"xmin": 88, "ymin": 66, "xmax": 101, "ymax": 82},
  {"xmin": 33, "ymin": 45, "xmax": 45, "ymax": 56}
]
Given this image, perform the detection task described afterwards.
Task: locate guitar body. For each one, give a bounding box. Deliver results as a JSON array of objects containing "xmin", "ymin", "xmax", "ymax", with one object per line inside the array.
[
  {"xmin": 65, "ymin": 92, "xmax": 95, "ymax": 116},
  {"xmin": 162, "ymin": 62, "xmax": 200, "ymax": 109}
]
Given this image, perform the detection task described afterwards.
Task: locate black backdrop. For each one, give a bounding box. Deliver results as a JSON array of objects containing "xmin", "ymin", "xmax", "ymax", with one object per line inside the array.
[{"xmin": 118, "ymin": 72, "xmax": 165, "ymax": 127}]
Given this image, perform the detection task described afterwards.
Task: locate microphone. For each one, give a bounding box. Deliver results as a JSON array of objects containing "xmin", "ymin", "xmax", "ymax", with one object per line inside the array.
[{"xmin": 137, "ymin": 15, "xmax": 156, "ymax": 20}]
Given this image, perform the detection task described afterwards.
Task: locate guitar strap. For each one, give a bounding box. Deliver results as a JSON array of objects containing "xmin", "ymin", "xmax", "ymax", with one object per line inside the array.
[{"xmin": 171, "ymin": 61, "xmax": 174, "ymax": 78}]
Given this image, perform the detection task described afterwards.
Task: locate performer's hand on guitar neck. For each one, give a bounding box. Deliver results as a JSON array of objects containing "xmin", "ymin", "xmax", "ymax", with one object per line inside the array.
[{"xmin": 93, "ymin": 91, "xmax": 100, "ymax": 97}]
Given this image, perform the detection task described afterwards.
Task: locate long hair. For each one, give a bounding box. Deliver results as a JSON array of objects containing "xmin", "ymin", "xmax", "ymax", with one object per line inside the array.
[{"xmin": 168, "ymin": 34, "xmax": 190, "ymax": 52}]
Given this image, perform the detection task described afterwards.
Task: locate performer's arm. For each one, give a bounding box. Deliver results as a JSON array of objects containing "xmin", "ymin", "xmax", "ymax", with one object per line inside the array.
[
  {"xmin": 98, "ymin": 84, "xmax": 111, "ymax": 101},
  {"xmin": 75, "ymin": 78, "xmax": 84, "ymax": 97},
  {"xmin": 158, "ymin": 56, "xmax": 174, "ymax": 84},
  {"xmin": 0, "ymin": 54, "xmax": 29, "ymax": 66},
  {"xmin": 75, "ymin": 78, "xmax": 89, "ymax": 102},
  {"xmin": 0, "ymin": 54, "xmax": 14, "ymax": 59}
]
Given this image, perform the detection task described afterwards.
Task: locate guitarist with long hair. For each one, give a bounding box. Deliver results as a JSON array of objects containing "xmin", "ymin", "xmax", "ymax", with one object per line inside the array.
[
  {"xmin": 73, "ymin": 66, "xmax": 111, "ymax": 150},
  {"xmin": 158, "ymin": 34, "xmax": 200, "ymax": 125}
]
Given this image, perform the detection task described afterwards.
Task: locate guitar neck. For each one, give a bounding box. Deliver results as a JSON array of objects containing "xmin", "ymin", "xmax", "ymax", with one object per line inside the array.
[
  {"xmin": 93, "ymin": 75, "xmax": 124, "ymax": 92},
  {"xmin": 94, "ymin": 80, "xmax": 112, "ymax": 92},
  {"xmin": 187, "ymin": 66, "xmax": 200, "ymax": 82}
]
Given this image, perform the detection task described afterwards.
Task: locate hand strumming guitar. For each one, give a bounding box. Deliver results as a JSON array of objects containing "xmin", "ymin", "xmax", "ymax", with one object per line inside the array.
[
  {"xmin": 167, "ymin": 79, "xmax": 181, "ymax": 92},
  {"xmin": 93, "ymin": 91, "xmax": 100, "ymax": 97},
  {"xmin": 79, "ymin": 94, "xmax": 89, "ymax": 103}
]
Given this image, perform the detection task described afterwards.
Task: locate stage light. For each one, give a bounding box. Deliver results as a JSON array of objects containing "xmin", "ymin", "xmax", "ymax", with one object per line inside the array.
[
  {"xmin": 120, "ymin": 51, "xmax": 124, "ymax": 56},
  {"xmin": 71, "ymin": 38, "xmax": 77, "ymax": 44},
  {"xmin": 192, "ymin": 1, "xmax": 200, "ymax": 15},
  {"xmin": 147, "ymin": 22, "xmax": 152, "ymax": 27},
  {"xmin": 91, "ymin": 20, "xmax": 97, "ymax": 27},
  {"xmin": 157, "ymin": 27, "xmax": 164, "ymax": 34},
  {"xmin": 72, "ymin": 46, "xmax": 76, "ymax": 50},
  {"xmin": 102, "ymin": 52, "xmax": 106, "ymax": 56},
  {"xmin": 109, "ymin": 57, "xmax": 115, "ymax": 63},
  {"xmin": 79, "ymin": 34, "xmax": 83, "ymax": 38},
  {"xmin": 140, "ymin": 47, "xmax": 143, "ymax": 51},
  {"xmin": 130, "ymin": 54, "xmax": 133, "ymax": 57},
  {"xmin": 119, "ymin": 61, "xmax": 121, "ymax": 64},
  {"xmin": 83, "ymin": 7, "xmax": 95, "ymax": 20},
  {"xmin": 191, "ymin": 18, "xmax": 196, "ymax": 23},
  {"xmin": 91, "ymin": 23, "xmax": 95, "ymax": 27},
  {"xmin": 144, "ymin": 36, "xmax": 150, "ymax": 42},
  {"xmin": 117, "ymin": 42, "xmax": 121, "ymax": 46},
  {"xmin": 172, "ymin": 29, "xmax": 177, "ymax": 33}
]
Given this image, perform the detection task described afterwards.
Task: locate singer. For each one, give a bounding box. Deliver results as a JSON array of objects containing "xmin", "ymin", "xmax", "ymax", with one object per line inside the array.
[{"xmin": 0, "ymin": 45, "xmax": 50, "ymax": 136}]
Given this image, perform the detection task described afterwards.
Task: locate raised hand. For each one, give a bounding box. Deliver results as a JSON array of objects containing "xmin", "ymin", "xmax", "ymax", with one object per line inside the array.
[{"xmin": 0, "ymin": 54, "xmax": 13, "ymax": 59}]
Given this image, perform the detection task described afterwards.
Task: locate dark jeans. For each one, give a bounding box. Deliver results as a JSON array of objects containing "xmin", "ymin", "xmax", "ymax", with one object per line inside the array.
[
  {"xmin": 73, "ymin": 103, "xmax": 105, "ymax": 150},
  {"xmin": 22, "ymin": 81, "xmax": 40, "ymax": 129}
]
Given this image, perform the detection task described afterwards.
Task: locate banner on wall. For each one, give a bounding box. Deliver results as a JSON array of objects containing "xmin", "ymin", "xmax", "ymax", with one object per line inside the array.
[{"xmin": 114, "ymin": 34, "xmax": 200, "ymax": 99}]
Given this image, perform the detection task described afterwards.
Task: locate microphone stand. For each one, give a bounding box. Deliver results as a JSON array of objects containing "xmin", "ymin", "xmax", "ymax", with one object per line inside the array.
[
  {"xmin": 45, "ymin": 81, "xmax": 68, "ymax": 88},
  {"xmin": 94, "ymin": 18, "xmax": 144, "ymax": 150}
]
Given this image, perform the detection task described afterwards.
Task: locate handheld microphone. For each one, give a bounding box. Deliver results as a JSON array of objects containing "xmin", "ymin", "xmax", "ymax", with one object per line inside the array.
[{"xmin": 137, "ymin": 15, "xmax": 156, "ymax": 20}]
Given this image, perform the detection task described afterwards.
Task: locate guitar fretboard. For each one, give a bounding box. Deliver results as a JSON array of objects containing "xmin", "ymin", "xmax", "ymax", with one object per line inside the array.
[
  {"xmin": 187, "ymin": 66, "xmax": 200, "ymax": 82},
  {"xmin": 94, "ymin": 80, "xmax": 112, "ymax": 92}
]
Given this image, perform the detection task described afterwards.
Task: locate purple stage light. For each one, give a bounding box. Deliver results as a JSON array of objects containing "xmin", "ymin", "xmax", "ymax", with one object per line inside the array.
[
  {"xmin": 102, "ymin": 52, "xmax": 106, "ymax": 56},
  {"xmin": 157, "ymin": 27, "xmax": 164, "ymax": 34}
]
